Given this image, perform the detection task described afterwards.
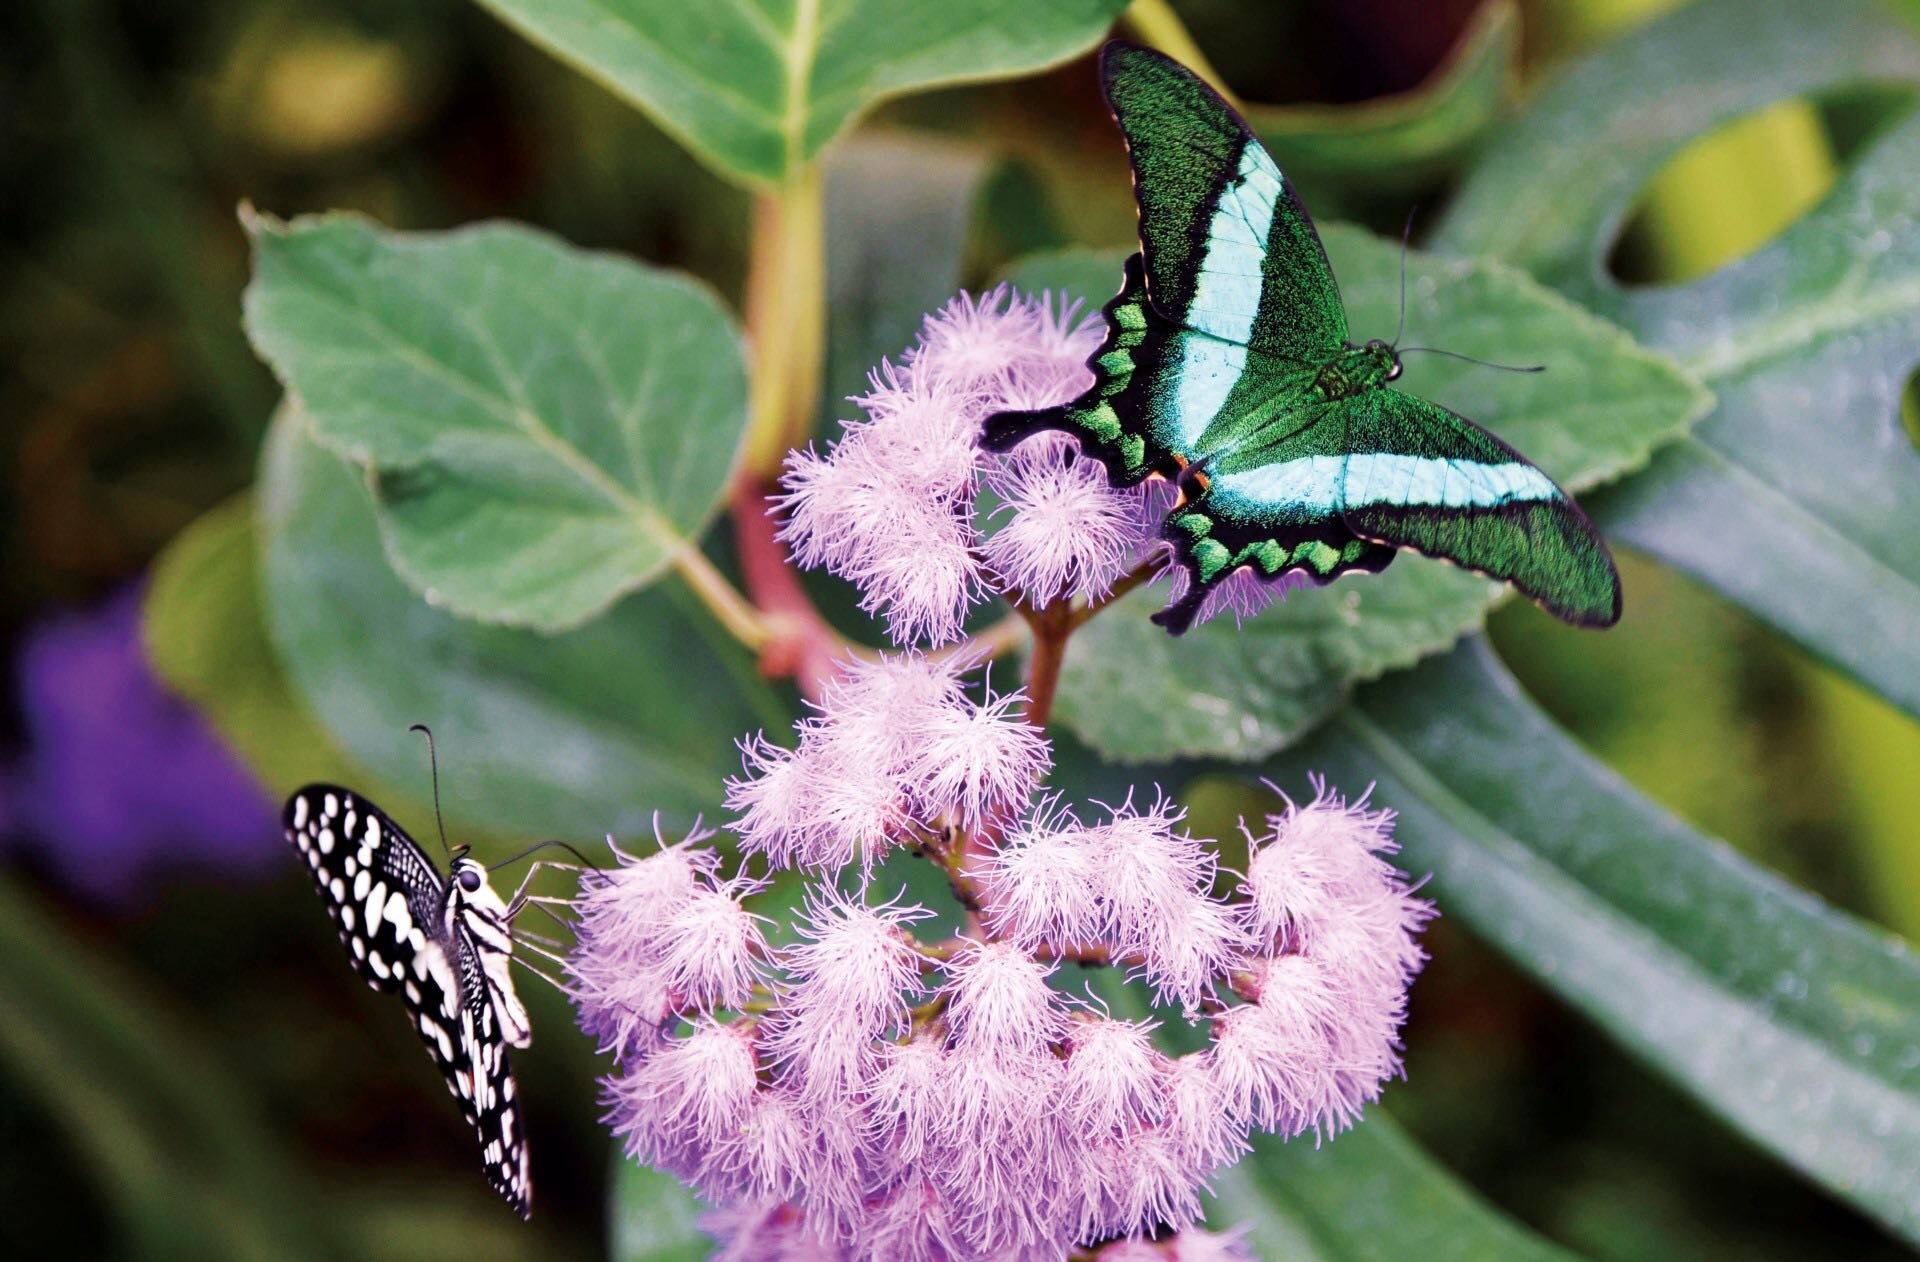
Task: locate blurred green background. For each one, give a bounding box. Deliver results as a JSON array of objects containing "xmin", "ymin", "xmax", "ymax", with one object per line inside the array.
[{"xmin": 3, "ymin": 0, "xmax": 1918, "ymax": 1257}]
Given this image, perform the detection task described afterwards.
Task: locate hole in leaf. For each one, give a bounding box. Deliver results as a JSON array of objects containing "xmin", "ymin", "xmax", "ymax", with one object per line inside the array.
[{"xmin": 1607, "ymin": 89, "xmax": 1913, "ymax": 288}]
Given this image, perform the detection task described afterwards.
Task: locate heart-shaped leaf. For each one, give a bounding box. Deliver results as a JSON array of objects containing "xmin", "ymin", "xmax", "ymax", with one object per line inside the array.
[
  {"xmin": 244, "ymin": 211, "xmax": 749, "ymax": 632},
  {"xmin": 467, "ymin": 0, "xmax": 1129, "ymax": 186},
  {"xmin": 1004, "ymin": 233, "xmax": 1709, "ymax": 761},
  {"xmin": 1265, "ymin": 637, "xmax": 1920, "ymax": 1244},
  {"xmin": 1435, "ymin": 0, "xmax": 1920, "ymax": 720},
  {"xmin": 256, "ymin": 405, "xmax": 788, "ymax": 843}
]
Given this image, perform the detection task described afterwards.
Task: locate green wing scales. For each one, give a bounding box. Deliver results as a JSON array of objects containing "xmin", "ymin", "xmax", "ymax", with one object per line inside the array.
[
  {"xmin": 1342, "ymin": 391, "xmax": 1622, "ymax": 627},
  {"xmin": 1100, "ymin": 41, "xmax": 1347, "ymax": 362}
]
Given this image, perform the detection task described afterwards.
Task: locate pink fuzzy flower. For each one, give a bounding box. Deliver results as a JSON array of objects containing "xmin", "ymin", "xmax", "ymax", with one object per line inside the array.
[
  {"xmin": 977, "ymin": 798, "xmax": 1106, "ymax": 949},
  {"xmin": 1062, "ymin": 1016, "xmax": 1168, "ymax": 1133},
  {"xmin": 907, "ymin": 682, "xmax": 1050, "ymax": 829},
  {"xmin": 939, "ymin": 940, "xmax": 1065, "ymax": 1055},
  {"xmin": 1089, "ymin": 795, "xmax": 1248, "ymax": 1008},
  {"xmin": 727, "ymin": 654, "xmax": 1047, "ymax": 873},
  {"xmin": 783, "ymin": 284, "xmax": 1321, "ymax": 640},
  {"xmin": 981, "ymin": 432, "xmax": 1156, "ymax": 605},
  {"xmin": 566, "ymin": 828, "xmax": 747, "ymax": 1066},
  {"xmin": 607, "ymin": 1019, "xmax": 760, "ymax": 1172},
  {"xmin": 781, "ymin": 288, "xmax": 1156, "ymax": 647}
]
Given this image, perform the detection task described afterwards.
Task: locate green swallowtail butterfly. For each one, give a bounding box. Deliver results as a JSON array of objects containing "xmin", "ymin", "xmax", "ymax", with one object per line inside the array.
[{"xmin": 983, "ymin": 42, "xmax": 1622, "ymax": 635}]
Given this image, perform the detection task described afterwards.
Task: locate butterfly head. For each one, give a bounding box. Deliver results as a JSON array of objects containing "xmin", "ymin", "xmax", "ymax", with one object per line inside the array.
[
  {"xmin": 450, "ymin": 849, "xmax": 485, "ymax": 894},
  {"xmin": 1363, "ymin": 339, "xmax": 1404, "ymax": 383}
]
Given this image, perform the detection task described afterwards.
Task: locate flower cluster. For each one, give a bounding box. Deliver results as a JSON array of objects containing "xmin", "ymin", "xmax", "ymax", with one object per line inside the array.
[
  {"xmin": 566, "ymin": 654, "xmax": 1431, "ymax": 1261},
  {"xmin": 780, "ymin": 288, "xmax": 1282, "ymax": 645},
  {"xmin": 726, "ymin": 655, "xmax": 1048, "ymax": 872}
]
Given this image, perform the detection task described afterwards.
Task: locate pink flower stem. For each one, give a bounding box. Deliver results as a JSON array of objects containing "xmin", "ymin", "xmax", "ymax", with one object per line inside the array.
[
  {"xmin": 1067, "ymin": 556, "xmax": 1162, "ymax": 630},
  {"xmin": 1018, "ymin": 598, "xmax": 1075, "ymax": 730},
  {"xmin": 729, "ymin": 477, "xmax": 866, "ymax": 699}
]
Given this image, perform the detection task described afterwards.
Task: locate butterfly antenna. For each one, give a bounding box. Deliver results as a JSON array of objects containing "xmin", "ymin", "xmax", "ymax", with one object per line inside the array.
[
  {"xmin": 489, "ymin": 838, "xmax": 602, "ymax": 873},
  {"xmin": 408, "ymin": 723, "xmax": 453, "ymax": 861},
  {"xmin": 1392, "ymin": 206, "xmax": 1416, "ymax": 349},
  {"xmin": 1398, "ymin": 346, "xmax": 1545, "ymax": 374}
]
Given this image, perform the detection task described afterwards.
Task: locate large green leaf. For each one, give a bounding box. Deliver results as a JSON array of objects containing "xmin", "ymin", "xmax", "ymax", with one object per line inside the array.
[
  {"xmin": 1249, "ymin": 0, "xmax": 1516, "ymax": 212},
  {"xmin": 1435, "ymin": 0, "xmax": 1920, "ymax": 720},
  {"xmin": 1003, "ymin": 235, "xmax": 1708, "ymax": 761},
  {"xmin": 1264, "ymin": 638, "xmax": 1920, "ymax": 1244},
  {"xmin": 610, "ymin": 1157, "xmax": 707, "ymax": 1262},
  {"xmin": 466, "ymin": 0, "xmax": 1128, "ymax": 187},
  {"xmin": 1210, "ymin": 1115, "xmax": 1577, "ymax": 1262},
  {"xmin": 143, "ymin": 492, "xmax": 371, "ymax": 799},
  {"xmin": 244, "ymin": 211, "xmax": 749, "ymax": 632},
  {"xmin": 256, "ymin": 405, "xmax": 788, "ymax": 843}
]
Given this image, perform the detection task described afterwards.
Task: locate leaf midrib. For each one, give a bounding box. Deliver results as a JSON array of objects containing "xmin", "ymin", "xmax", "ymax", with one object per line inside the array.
[
  {"xmin": 1335, "ymin": 705, "xmax": 1910, "ymax": 1093},
  {"xmin": 283, "ymin": 258, "xmax": 688, "ymax": 557},
  {"xmin": 1675, "ymin": 265, "xmax": 1920, "ymax": 384}
]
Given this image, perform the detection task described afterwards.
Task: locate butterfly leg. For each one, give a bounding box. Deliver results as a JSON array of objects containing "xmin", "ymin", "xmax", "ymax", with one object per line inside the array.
[{"xmin": 503, "ymin": 860, "xmax": 580, "ymax": 919}]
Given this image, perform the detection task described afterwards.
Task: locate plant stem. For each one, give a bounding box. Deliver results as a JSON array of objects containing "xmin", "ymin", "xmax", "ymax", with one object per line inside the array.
[
  {"xmin": 1019, "ymin": 601, "xmax": 1075, "ymax": 729},
  {"xmin": 1067, "ymin": 556, "xmax": 1161, "ymax": 630},
  {"xmin": 1122, "ymin": 0, "xmax": 1240, "ymax": 107},
  {"xmin": 672, "ymin": 544, "xmax": 771, "ymax": 653},
  {"xmin": 730, "ymin": 477, "xmax": 862, "ymax": 695},
  {"xmin": 741, "ymin": 165, "xmax": 826, "ymax": 480}
]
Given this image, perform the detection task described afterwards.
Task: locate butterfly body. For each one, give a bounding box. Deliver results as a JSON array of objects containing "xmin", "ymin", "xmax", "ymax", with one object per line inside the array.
[
  {"xmin": 285, "ymin": 785, "xmax": 532, "ymax": 1218},
  {"xmin": 983, "ymin": 42, "xmax": 1621, "ymax": 635}
]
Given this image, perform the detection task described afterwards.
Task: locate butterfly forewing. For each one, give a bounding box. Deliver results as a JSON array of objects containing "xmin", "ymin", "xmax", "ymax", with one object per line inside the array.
[
  {"xmin": 284, "ymin": 785, "xmax": 533, "ymax": 1219},
  {"xmin": 1101, "ymin": 41, "xmax": 1347, "ymax": 362}
]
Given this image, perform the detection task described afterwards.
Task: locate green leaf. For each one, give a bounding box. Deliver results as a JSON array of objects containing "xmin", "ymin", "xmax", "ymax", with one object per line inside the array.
[
  {"xmin": 1002, "ymin": 235, "xmax": 1709, "ymax": 761},
  {"xmin": 1210, "ymin": 1115, "xmax": 1577, "ymax": 1262},
  {"xmin": 1248, "ymin": 0, "xmax": 1516, "ymax": 209},
  {"xmin": 243, "ymin": 210, "xmax": 749, "ymax": 632},
  {"xmin": 465, "ymin": 0, "xmax": 1129, "ymax": 186},
  {"xmin": 610, "ymin": 1157, "xmax": 707, "ymax": 1262},
  {"xmin": 1265, "ymin": 638, "xmax": 1920, "ymax": 1244},
  {"xmin": 1434, "ymin": 0, "xmax": 1920, "ymax": 720},
  {"xmin": 143, "ymin": 492, "xmax": 369, "ymax": 798},
  {"xmin": 819, "ymin": 133, "xmax": 992, "ymax": 434},
  {"xmin": 256, "ymin": 404, "xmax": 789, "ymax": 842},
  {"xmin": 0, "ymin": 875, "xmax": 334, "ymax": 1259}
]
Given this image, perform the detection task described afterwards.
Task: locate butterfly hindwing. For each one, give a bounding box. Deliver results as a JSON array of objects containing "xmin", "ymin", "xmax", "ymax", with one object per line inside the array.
[
  {"xmin": 453, "ymin": 929, "xmax": 533, "ymax": 1218},
  {"xmin": 1101, "ymin": 41, "xmax": 1347, "ymax": 362},
  {"xmin": 1153, "ymin": 404, "xmax": 1396, "ymax": 633},
  {"xmin": 1342, "ymin": 390, "xmax": 1622, "ymax": 626}
]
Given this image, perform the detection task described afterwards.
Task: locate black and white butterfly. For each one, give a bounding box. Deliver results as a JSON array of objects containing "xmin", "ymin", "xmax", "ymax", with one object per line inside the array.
[{"xmin": 284, "ymin": 782, "xmax": 538, "ymax": 1218}]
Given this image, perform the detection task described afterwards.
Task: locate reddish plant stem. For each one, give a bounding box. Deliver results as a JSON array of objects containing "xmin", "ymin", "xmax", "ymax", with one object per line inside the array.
[
  {"xmin": 729, "ymin": 476, "xmax": 857, "ymax": 699},
  {"xmin": 1019, "ymin": 599, "xmax": 1075, "ymax": 729}
]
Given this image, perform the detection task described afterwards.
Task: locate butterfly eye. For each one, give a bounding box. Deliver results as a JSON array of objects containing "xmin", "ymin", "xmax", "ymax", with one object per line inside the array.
[
  {"xmin": 458, "ymin": 868, "xmax": 482, "ymax": 892},
  {"xmin": 1385, "ymin": 360, "xmax": 1403, "ymax": 382}
]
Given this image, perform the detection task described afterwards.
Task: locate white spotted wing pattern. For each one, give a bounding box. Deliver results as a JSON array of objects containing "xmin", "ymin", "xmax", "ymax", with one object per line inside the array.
[{"xmin": 285, "ymin": 785, "xmax": 533, "ymax": 1219}]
